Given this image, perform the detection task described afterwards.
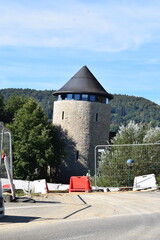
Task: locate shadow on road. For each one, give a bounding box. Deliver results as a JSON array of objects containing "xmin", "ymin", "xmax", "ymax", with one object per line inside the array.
[
  {"xmin": 0, "ymin": 215, "xmax": 40, "ymax": 223},
  {"xmin": 15, "ymin": 197, "xmax": 36, "ymax": 203},
  {"xmin": 34, "ymin": 200, "xmax": 61, "ymax": 204},
  {"xmin": 12, "ymin": 197, "xmax": 61, "ymax": 204},
  {"xmin": 64, "ymin": 205, "xmax": 92, "ymax": 219},
  {"xmin": 0, "ymin": 205, "xmax": 92, "ymax": 224}
]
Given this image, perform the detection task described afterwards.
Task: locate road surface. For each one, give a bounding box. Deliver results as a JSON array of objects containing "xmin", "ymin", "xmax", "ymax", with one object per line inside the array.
[{"xmin": 0, "ymin": 191, "xmax": 160, "ymax": 239}]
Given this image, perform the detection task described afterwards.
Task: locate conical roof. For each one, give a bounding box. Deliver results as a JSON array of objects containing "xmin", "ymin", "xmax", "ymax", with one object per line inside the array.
[{"xmin": 53, "ymin": 66, "xmax": 113, "ymax": 100}]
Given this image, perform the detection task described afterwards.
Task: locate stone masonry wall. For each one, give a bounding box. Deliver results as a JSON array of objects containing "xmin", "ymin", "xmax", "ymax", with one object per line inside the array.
[{"xmin": 53, "ymin": 100, "xmax": 111, "ymax": 179}]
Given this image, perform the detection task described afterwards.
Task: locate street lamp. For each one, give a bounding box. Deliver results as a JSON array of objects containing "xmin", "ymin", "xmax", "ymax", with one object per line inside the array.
[{"xmin": 126, "ymin": 159, "xmax": 134, "ymax": 187}]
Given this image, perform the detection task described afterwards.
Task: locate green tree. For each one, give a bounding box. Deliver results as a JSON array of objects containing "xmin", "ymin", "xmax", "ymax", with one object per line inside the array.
[
  {"xmin": 1, "ymin": 89, "xmax": 160, "ymax": 129},
  {"xmin": 4, "ymin": 95, "xmax": 28, "ymax": 123},
  {"xmin": 112, "ymin": 121, "xmax": 148, "ymax": 144},
  {"xmin": 98, "ymin": 121, "xmax": 160, "ymax": 187},
  {"xmin": 143, "ymin": 127, "xmax": 160, "ymax": 143},
  {"xmin": 0, "ymin": 93, "xmax": 5, "ymax": 121},
  {"xmin": 0, "ymin": 88, "xmax": 56, "ymax": 120},
  {"xmin": 8, "ymin": 98, "xmax": 64, "ymax": 181},
  {"xmin": 110, "ymin": 94, "xmax": 160, "ymax": 132}
]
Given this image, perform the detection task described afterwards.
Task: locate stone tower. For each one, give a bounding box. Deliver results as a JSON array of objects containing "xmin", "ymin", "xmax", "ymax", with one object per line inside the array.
[{"xmin": 53, "ymin": 66, "xmax": 113, "ymax": 183}]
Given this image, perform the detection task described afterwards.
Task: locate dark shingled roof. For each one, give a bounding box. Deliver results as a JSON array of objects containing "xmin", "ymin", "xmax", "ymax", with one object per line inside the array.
[{"xmin": 53, "ymin": 66, "xmax": 113, "ymax": 100}]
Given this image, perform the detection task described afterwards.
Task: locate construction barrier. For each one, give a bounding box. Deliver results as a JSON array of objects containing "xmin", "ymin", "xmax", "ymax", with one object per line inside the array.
[
  {"xmin": 34, "ymin": 179, "xmax": 49, "ymax": 194},
  {"xmin": 69, "ymin": 176, "xmax": 92, "ymax": 192},
  {"xmin": 2, "ymin": 184, "xmax": 15, "ymax": 189},
  {"xmin": 133, "ymin": 174, "xmax": 158, "ymax": 191}
]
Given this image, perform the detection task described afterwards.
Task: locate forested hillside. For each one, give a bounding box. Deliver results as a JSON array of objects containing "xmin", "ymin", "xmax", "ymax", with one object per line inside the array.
[
  {"xmin": 0, "ymin": 88, "xmax": 159, "ymax": 132},
  {"xmin": 110, "ymin": 94, "xmax": 160, "ymax": 132},
  {"xmin": 0, "ymin": 88, "xmax": 56, "ymax": 120}
]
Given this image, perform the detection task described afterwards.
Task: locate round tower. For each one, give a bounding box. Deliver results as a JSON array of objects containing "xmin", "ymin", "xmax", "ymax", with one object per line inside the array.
[{"xmin": 53, "ymin": 66, "xmax": 113, "ymax": 182}]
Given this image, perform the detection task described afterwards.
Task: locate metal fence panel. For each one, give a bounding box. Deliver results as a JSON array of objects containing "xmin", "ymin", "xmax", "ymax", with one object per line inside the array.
[{"xmin": 95, "ymin": 143, "xmax": 160, "ymax": 188}]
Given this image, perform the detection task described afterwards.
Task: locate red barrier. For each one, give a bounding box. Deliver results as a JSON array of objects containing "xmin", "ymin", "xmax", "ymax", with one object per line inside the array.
[
  {"xmin": 3, "ymin": 184, "xmax": 15, "ymax": 189},
  {"xmin": 69, "ymin": 176, "xmax": 92, "ymax": 192}
]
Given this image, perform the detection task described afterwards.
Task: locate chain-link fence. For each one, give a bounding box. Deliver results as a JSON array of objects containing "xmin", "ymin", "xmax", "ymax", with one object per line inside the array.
[{"xmin": 95, "ymin": 143, "xmax": 160, "ymax": 188}]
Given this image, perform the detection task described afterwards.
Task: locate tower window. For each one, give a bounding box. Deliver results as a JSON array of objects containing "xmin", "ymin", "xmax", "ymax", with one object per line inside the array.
[
  {"xmin": 67, "ymin": 94, "xmax": 73, "ymax": 100},
  {"xmin": 82, "ymin": 94, "xmax": 88, "ymax": 101},
  {"xmin": 96, "ymin": 113, "xmax": 98, "ymax": 122},
  {"xmin": 96, "ymin": 96, "xmax": 106, "ymax": 103},
  {"xmin": 74, "ymin": 94, "xmax": 81, "ymax": 100},
  {"xmin": 57, "ymin": 95, "xmax": 62, "ymax": 100},
  {"xmin": 89, "ymin": 95, "xmax": 96, "ymax": 102},
  {"xmin": 62, "ymin": 111, "xmax": 64, "ymax": 120},
  {"xmin": 61, "ymin": 94, "xmax": 67, "ymax": 100},
  {"xmin": 76, "ymin": 151, "xmax": 79, "ymax": 160}
]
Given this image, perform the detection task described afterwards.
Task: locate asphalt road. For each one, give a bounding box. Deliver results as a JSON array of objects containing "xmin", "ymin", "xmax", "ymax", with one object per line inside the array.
[
  {"xmin": 0, "ymin": 191, "xmax": 160, "ymax": 239},
  {"xmin": 1, "ymin": 213, "xmax": 160, "ymax": 240}
]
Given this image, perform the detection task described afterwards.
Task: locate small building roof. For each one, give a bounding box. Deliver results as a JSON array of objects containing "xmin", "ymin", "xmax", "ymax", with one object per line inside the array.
[{"xmin": 53, "ymin": 66, "xmax": 113, "ymax": 100}]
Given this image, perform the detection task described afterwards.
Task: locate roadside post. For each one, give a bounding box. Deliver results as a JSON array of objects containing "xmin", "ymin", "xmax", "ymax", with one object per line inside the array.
[
  {"xmin": 0, "ymin": 122, "xmax": 4, "ymax": 217},
  {"xmin": 94, "ymin": 145, "xmax": 106, "ymax": 188},
  {"xmin": 126, "ymin": 159, "xmax": 134, "ymax": 187}
]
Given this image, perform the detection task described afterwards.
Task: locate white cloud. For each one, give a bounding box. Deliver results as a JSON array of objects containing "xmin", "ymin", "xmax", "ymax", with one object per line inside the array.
[{"xmin": 0, "ymin": 1, "xmax": 160, "ymax": 51}]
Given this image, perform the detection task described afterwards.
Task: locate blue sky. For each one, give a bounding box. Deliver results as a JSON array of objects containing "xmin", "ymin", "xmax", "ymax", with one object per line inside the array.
[{"xmin": 0, "ymin": 0, "xmax": 160, "ymax": 104}]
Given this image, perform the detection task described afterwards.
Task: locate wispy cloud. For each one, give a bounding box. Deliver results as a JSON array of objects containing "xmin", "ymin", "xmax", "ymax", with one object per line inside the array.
[
  {"xmin": 0, "ymin": 0, "xmax": 160, "ymax": 51},
  {"xmin": 0, "ymin": 0, "xmax": 160, "ymax": 105}
]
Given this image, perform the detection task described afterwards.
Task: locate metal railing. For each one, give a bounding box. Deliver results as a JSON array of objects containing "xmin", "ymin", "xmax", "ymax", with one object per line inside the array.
[
  {"xmin": 0, "ymin": 122, "xmax": 4, "ymax": 175},
  {"xmin": 0, "ymin": 123, "xmax": 13, "ymax": 178}
]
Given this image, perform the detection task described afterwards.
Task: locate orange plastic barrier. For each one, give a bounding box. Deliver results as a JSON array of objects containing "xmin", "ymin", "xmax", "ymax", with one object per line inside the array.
[{"xmin": 69, "ymin": 176, "xmax": 92, "ymax": 192}]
